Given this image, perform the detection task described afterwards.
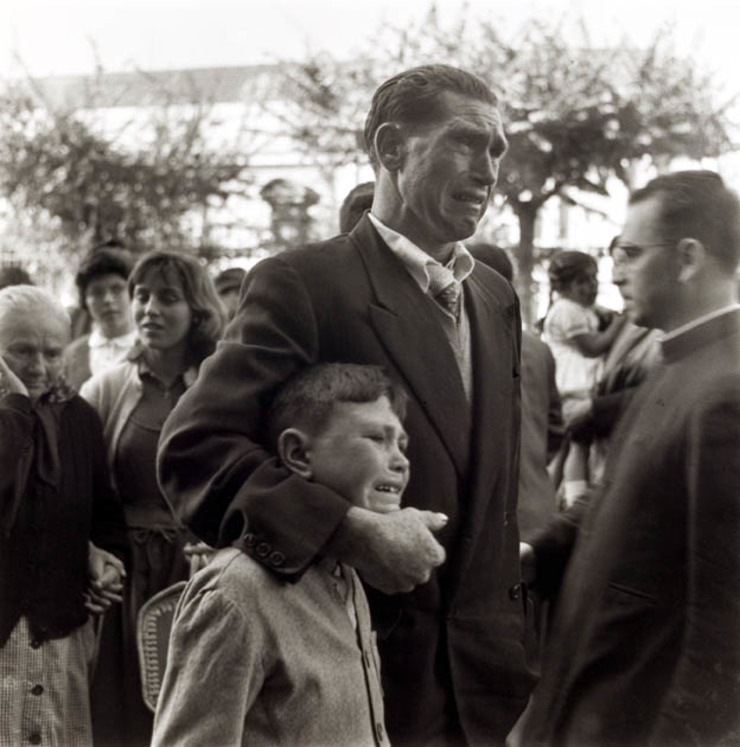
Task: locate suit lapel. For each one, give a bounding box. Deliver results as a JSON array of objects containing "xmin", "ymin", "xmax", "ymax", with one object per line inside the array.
[
  {"xmin": 450, "ymin": 268, "xmax": 521, "ymax": 590},
  {"xmin": 350, "ymin": 217, "xmax": 471, "ymax": 476}
]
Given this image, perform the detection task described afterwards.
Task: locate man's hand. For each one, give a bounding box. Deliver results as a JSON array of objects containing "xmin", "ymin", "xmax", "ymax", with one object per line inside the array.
[
  {"xmin": 327, "ymin": 506, "xmax": 447, "ymax": 594},
  {"xmin": 85, "ymin": 542, "xmax": 126, "ymax": 615}
]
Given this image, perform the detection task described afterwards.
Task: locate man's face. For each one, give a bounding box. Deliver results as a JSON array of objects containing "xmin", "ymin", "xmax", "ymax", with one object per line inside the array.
[
  {"xmin": 0, "ymin": 311, "xmax": 70, "ymax": 402},
  {"xmin": 306, "ymin": 396, "xmax": 410, "ymax": 514},
  {"xmin": 392, "ymin": 90, "xmax": 506, "ymax": 257},
  {"xmin": 613, "ymin": 195, "xmax": 680, "ymax": 329}
]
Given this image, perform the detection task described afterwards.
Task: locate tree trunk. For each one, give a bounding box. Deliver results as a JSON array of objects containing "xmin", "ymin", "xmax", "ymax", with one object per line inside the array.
[{"xmin": 514, "ymin": 204, "xmax": 538, "ymax": 329}]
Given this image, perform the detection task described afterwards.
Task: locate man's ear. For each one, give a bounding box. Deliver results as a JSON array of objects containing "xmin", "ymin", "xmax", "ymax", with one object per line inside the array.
[
  {"xmin": 676, "ymin": 238, "xmax": 707, "ymax": 284},
  {"xmin": 277, "ymin": 428, "xmax": 313, "ymax": 479},
  {"xmin": 374, "ymin": 122, "xmax": 405, "ymax": 172}
]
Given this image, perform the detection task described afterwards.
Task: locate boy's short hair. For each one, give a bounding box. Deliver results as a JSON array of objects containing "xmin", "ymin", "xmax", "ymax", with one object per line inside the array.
[
  {"xmin": 75, "ymin": 242, "xmax": 135, "ymax": 311},
  {"xmin": 266, "ymin": 363, "xmax": 408, "ymax": 450}
]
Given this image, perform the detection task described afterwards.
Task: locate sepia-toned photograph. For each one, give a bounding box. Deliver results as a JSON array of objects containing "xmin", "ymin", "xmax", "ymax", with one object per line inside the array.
[{"xmin": 2, "ymin": 1, "xmax": 739, "ymax": 745}]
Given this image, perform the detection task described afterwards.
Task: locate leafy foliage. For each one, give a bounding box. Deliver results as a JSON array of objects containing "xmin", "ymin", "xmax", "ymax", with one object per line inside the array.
[
  {"xmin": 0, "ymin": 74, "xmax": 251, "ymax": 257},
  {"xmin": 274, "ymin": 6, "xmax": 737, "ymax": 320}
]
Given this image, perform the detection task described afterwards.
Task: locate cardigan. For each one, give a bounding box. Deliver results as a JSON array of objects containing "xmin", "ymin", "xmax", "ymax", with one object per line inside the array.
[
  {"xmin": 80, "ymin": 354, "xmax": 197, "ymax": 493},
  {"xmin": 0, "ymin": 393, "xmax": 128, "ymax": 645}
]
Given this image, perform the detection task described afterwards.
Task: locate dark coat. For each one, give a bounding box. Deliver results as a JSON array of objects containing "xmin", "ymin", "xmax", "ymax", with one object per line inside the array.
[
  {"xmin": 524, "ymin": 309, "xmax": 740, "ymax": 746},
  {"xmin": 517, "ymin": 331, "xmax": 563, "ymax": 542},
  {"xmin": 158, "ymin": 216, "xmax": 536, "ymax": 744},
  {"xmin": 0, "ymin": 392, "xmax": 128, "ymax": 645}
]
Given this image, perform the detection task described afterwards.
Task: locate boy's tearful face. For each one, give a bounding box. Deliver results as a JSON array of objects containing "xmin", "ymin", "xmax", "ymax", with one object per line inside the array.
[{"xmin": 307, "ymin": 396, "xmax": 410, "ymax": 513}]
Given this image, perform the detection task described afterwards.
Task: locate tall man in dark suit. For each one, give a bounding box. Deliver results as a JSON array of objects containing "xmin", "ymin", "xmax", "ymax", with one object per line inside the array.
[
  {"xmin": 158, "ymin": 64, "xmax": 536, "ymax": 745},
  {"xmin": 521, "ymin": 170, "xmax": 740, "ymax": 746}
]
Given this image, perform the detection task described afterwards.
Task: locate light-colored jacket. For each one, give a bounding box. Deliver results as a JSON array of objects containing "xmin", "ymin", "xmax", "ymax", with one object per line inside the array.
[
  {"xmin": 81, "ymin": 358, "xmax": 141, "ymax": 479},
  {"xmin": 152, "ymin": 547, "xmax": 390, "ymax": 747}
]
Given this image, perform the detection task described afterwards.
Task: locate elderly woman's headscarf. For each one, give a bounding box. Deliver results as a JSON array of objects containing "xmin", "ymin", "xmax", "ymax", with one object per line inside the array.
[{"xmin": 0, "ymin": 286, "xmax": 75, "ymax": 535}]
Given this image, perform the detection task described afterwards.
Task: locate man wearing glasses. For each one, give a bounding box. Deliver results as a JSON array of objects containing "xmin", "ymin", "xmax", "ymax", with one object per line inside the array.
[{"xmin": 521, "ymin": 170, "xmax": 740, "ymax": 746}]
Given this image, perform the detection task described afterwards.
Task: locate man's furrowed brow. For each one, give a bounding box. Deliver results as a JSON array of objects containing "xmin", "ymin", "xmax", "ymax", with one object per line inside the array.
[
  {"xmin": 447, "ymin": 121, "xmax": 485, "ymax": 138},
  {"xmin": 447, "ymin": 120, "xmax": 508, "ymax": 156}
]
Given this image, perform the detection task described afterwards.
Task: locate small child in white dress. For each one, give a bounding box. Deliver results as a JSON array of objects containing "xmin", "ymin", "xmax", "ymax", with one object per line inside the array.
[{"xmin": 543, "ymin": 251, "xmax": 626, "ymax": 505}]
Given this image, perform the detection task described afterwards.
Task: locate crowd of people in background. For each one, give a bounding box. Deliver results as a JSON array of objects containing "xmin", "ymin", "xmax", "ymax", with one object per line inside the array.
[{"xmin": 1, "ymin": 63, "xmax": 738, "ymax": 747}]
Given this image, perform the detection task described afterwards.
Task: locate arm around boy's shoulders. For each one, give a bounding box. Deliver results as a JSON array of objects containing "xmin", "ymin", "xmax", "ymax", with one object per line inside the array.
[
  {"xmin": 158, "ymin": 252, "xmax": 349, "ymax": 560},
  {"xmin": 158, "ymin": 247, "xmax": 446, "ymax": 595}
]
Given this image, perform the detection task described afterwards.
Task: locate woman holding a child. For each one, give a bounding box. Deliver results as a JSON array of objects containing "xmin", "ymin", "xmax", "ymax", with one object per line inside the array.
[{"xmin": 82, "ymin": 250, "xmax": 225, "ymax": 747}]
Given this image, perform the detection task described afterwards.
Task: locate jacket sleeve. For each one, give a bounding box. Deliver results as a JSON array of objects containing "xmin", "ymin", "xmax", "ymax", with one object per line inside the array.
[
  {"xmin": 530, "ymin": 494, "xmax": 590, "ymax": 600},
  {"xmin": 152, "ymin": 586, "xmax": 266, "ymax": 747},
  {"xmin": 157, "ymin": 256, "xmax": 350, "ymax": 578},
  {"xmin": 649, "ymin": 379, "xmax": 740, "ymax": 746}
]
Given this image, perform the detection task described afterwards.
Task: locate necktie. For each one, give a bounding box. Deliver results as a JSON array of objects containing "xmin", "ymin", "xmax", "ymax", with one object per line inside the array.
[{"xmin": 427, "ymin": 263, "xmax": 461, "ymax": 316}]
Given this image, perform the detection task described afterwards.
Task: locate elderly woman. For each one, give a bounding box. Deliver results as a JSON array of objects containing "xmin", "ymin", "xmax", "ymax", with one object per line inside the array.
[
  {"xmin": 82, "ymin": 250, "xmax": 225, "ymax": 746},
  {"xmin": 0, "ymin": 285, "xmax": 127, "ymax": 746}
]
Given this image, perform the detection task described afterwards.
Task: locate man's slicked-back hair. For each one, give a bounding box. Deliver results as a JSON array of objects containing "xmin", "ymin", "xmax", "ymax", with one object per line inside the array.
[
  {"xmin": 629, "ymin": 170, "xmax": 740, "ymax": 273},
  {"xmin": 266, "ymin": 363, "xmax": 408, "ymax": 451},
  {"xmin": 363, "ymin": 64, "xmax": 499, "ymax": 171}
]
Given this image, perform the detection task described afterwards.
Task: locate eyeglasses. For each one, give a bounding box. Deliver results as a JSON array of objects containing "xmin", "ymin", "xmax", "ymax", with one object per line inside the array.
[{"xmin": 610, "ymin": 240, "xmax": 676, "ymax": 266}]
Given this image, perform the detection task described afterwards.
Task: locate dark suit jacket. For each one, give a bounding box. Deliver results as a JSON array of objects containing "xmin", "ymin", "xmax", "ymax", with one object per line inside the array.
[
  {"xmin": 158, "ymin": 216, "xmax": 536, "ymax": 744},
  {"xmin": 524, "ymin": 309, "xmax": 740, "ymax": 746},
  {"xmin": 518, "ymin": 332, "xmax": 563, "ymax": 542}
]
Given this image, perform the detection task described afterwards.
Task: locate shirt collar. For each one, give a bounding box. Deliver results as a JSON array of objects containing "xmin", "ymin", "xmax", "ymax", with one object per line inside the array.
[
  {"xmin": 88, "ymin": 327, "xmax": 137, "ymax": 349},
  {"xmin": 661, "ymin": 304, "xmax": 740, "ymax": 343},
  {"xmin": 127, "ymin": 342, "xmax": 199, "ymax": 388},
  {"xmin": 368, "ymin": 213, "xmax": 475, "ymax": 292}
]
